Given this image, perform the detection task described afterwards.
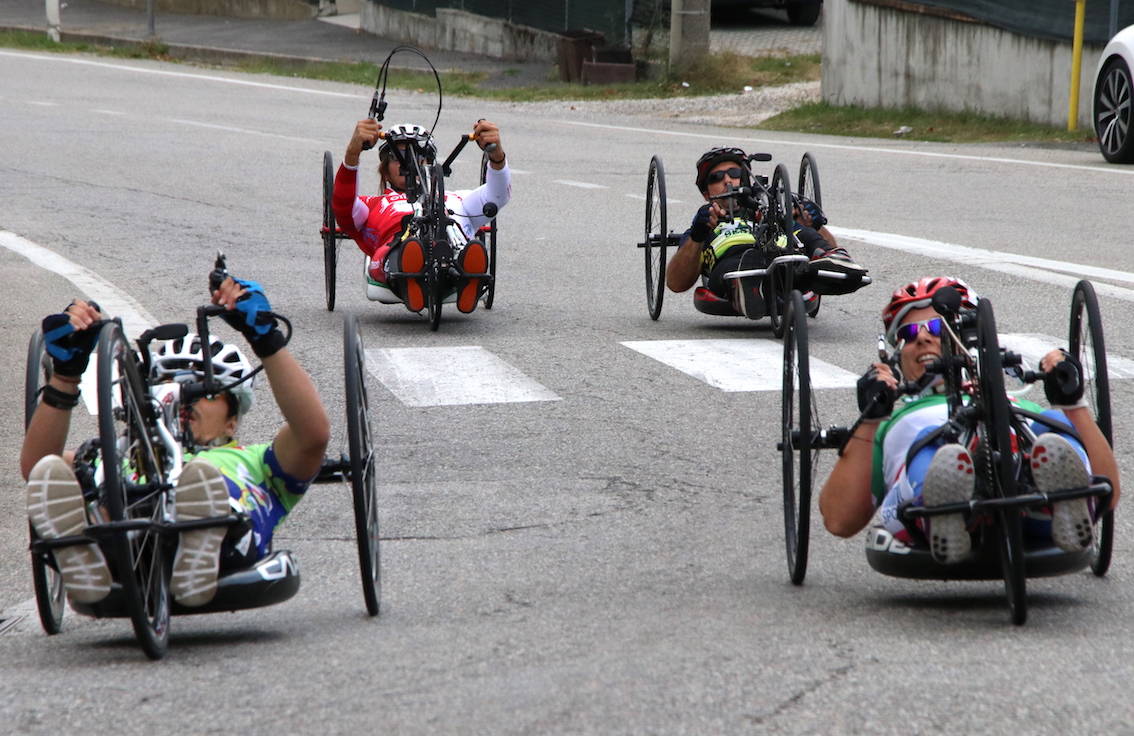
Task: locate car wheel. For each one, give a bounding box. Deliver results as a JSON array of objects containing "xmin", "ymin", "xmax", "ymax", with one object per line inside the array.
[
  {"xmin": 787, "ymin": 0, "xmax": 821, "ymax": 26},
  {"xmin": 1095, "ymin": 56, "xmax": 1134, "ymax": 163}
]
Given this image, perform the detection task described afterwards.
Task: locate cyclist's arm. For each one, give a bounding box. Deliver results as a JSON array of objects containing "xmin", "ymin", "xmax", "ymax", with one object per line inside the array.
[
  {"xmin": 666, "ymin": 235, "xmax": 704, "ymax": 293},
  {"xmin": 332, "ymin": 163, "xmax": 370, "ymax": 238},
  {"xmin": 261, "ymin": 347, "xmax": 331, "ymax": 482},
  {"xmin": 818, "ymin": 421, "xmax": 879, "ymax": 537},
  {"xmin": 20, "ymin": 374, "xmax": 80, "ymax": 480}
]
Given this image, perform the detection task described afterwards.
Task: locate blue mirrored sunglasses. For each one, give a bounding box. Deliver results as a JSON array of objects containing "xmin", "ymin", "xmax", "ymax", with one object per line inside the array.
[{"xmin": 896, "ymin": 317, "xmax": 945, "ymax": 343}]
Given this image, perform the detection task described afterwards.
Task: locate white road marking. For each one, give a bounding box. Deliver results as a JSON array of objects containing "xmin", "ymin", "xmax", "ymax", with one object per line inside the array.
[
  {"xmin": 27, "ymin": 100, "xmax": 59, "ymax": 107},
  {"xmin": 621, "ymin": 338, "xmax": 858, "ymax": 392},
  {"xmin": 508, "ymin": 168, "xmax": 530, "ymax": 175},
  {"xmin": 166, "ymin": 118, "xmax": 325, "ymax": 145},
  {"xmin": 625, "ymin": 192, "xmax": 684, "ymax": 204},
  {"xmin": 557, "ymin": 120, "xmax": 1134, "ymax": 177},
  {"xmin": 365, "ymin": 346, "xmax": 560, "ymax": 406},
  {"xmin": 92, "ymin": 108, "xmax": 127, "ymax": 116},
  {"xmin": 832, "ymin": 226, "xmax": 1134, "ymax": 302},
  {"xmin": 554, "ymin": 180, "xmax": 608, "ymax": 189},
  {"xmin": 0, "ymin": 231, "xmax": 157, "ymax": 414},
  {"xmin": 1001, "ymin": 333, "xmax": 1134, "ymax": 379}
]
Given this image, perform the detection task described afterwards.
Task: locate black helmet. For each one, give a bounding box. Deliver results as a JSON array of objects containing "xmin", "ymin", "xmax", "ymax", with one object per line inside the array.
[{"xmin": 695, "ymin": 146, "xmax": 749, "ymax": 192}]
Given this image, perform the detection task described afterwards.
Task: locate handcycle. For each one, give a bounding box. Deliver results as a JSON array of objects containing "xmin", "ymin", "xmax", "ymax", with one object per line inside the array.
[
  {"xmin": 637, "ymin": 150, "xmax": 866, "ymax": 337},
  {"xmin": 319, "ymin": 45, "xmax": 499, "ymax": 328},
  {"xmin": 777, "ymin": 280, "xmax": 1114, "ymax": 625},
  {"xmin": 24, "ymin": 258, "xmax": 381, "ymax": 659}
]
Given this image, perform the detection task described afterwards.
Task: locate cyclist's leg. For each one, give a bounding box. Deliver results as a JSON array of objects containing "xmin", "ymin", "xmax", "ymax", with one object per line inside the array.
[
  {"xmin": 171, "ymin": 459, "xmax": 230, "ymax": 606},
  {"xmin": 1028, "ymin": 411, "xmax": 1094, "ymax": 551}
]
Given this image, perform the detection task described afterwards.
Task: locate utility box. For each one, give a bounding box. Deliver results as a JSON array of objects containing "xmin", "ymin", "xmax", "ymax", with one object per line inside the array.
[{"xmin": 558, "ymin": 29, "xmax": 605, "ymax": 82}]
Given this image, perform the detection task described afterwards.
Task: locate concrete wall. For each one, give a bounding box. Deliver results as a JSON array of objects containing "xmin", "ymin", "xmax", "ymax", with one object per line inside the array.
[
  {"xmin": 360, "ymin": 4, "xmax": 561, "ymax": 62},
  {"xmin": 99, "ymin": 0, "xmax": 318, "ymax": 20},
  {"xmin": 823, "ymin": 0, "xmax": 1105, "ymax": 128}
]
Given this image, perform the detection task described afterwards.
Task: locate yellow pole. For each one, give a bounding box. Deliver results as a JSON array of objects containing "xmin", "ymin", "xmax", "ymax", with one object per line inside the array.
[{"xmin": 1069, "ymin": 0, "xmax": 1087, "ymax": 131}]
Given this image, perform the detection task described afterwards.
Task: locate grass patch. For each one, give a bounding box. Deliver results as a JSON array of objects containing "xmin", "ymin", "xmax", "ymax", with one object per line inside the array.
[
  {"xmin": 760, "ymin": 101, "xmax": 1097, "ymax": 144},
  {"xmin": 0, "ymin": 29, "xmax": 169, "ymax": 59}
]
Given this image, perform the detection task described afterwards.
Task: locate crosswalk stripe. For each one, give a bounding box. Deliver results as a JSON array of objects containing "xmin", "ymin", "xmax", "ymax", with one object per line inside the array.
[
  {"xmin": 621, "ymin": 338, "xmax": 859, "ymax": 392},
  {"xmin": 553, "ymin": 180, "xmax": 607, "ymax": 189},
  {"xmin": 365, "ymin": 346, "xmax": 560, "ymax": 407}
]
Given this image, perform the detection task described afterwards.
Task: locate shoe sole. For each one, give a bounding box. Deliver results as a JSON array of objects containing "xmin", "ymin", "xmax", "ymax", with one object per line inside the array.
[
  {"xmin": 27, "ymin": 455, "xmax": 112, "ymax": 604},
  {"xmin": 171, "ymin": 461, "xmax": 230, "ymax": 607},
  {"xmin": 457, "ymin": 243, "xmax": 487, "ymax": 314},
  {"xmin": 1031, "ymin": 435, "xmax": 1093, "ymax": 552},
  {"xmin": 401, "ymin": 241, "xmax": 425, "ymax": 313},
  {"xmin": 922, "ymin": 444, "xmax": 975, "ymax": 564}
]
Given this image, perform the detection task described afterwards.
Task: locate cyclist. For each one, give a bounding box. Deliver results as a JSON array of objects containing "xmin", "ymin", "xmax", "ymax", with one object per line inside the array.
[
  {"xmin": 665, "ymin": 146, "xmax": 867, "ymax": 319},
  {"xmin": 21, "ymin": 274, "xmax": 330, "ymax": 607},
  {"xmin": 333, "ymin": 118, "xmax": 510, "ymax": 314},
  {"xmin": 817, "ymin": 276, "xmax": 1120, "ymax": 564}
]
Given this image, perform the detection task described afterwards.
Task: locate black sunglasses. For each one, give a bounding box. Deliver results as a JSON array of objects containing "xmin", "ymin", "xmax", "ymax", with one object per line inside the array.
[{"xmin": 706, "ymin": 167, "xmax": 744, "ymax": 185}]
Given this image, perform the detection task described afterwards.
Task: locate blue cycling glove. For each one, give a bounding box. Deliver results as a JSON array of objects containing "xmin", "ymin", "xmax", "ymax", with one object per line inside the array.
[
  {"xmin": 42, "ymin": 305, "xmax": 101, "ymax": 378},
  {"xmin": 797, "ymin": 197, "xmax": 827, "ymax": 229},
  {"xmin": 689, "ymin": 206, "xmax": 713, "ymax": 243},
  {"xmin": 219, "ymin": 278, "xmax": 286, "ymax": 358}
]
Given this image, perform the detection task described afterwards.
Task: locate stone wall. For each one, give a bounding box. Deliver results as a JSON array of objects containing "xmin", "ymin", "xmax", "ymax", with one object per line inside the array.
[
  {"xmin": 97, "ymin": 0, "xmax": 319, "ymax": 20},
  {"xmin": 360, "ymin": 4, "xmax": 561, "ymax": 62}
]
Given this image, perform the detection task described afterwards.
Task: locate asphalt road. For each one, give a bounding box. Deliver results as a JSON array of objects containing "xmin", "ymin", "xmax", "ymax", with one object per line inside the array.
[{"xmin": 2, "ymin": 49, "xmax": 1134, "ymax": 734}]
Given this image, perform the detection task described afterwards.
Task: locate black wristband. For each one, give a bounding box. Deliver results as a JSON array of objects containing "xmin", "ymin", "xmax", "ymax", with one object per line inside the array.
[
  {"xmin": 42, "ymin": 385, "xmax": 81, "ymax": 410},
  {"xmin": 249, "ymin": 329, "xmax": 287, "ymax": 359}
]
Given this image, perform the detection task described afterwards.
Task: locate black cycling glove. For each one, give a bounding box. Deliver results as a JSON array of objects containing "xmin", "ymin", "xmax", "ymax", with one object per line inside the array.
[
  {"xmin": 1044, "ymin": 349, "xmax": 1086, "ymax": 408},
  {"xmin": 41, "ymin": 304, "xmax": 101, "ymax": 378},
  {"xmin": 689, "ymin": 206, "xmax": 713, "ymax": 243},
  {"xmin": 857, "ymin": 366, "xmax": 896, "ymax": 420},
  {"xmin": 797, "ymin": 196, "xmax": 827, "ymax": 229},
  {"xmin": 218, "ymin": 278, "xmax": 286, "ymax": 359}
]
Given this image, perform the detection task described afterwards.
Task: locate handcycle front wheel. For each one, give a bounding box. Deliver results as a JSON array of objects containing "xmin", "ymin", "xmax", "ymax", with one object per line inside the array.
[
  {"xmin": 797, "ymin": 152, "xmax": 822, "ymax": 209},
  {"xmin": 25, "ymin": 328, "xmax": 66, "ymax": 635},
  {"xmin": 781, "ymin": 290, "xmax": 813, "ymax": 584},
  {"xmin": 344, "ymin": 314, "xmax": 380, "ymax": 616},
  {"xmin": 425, "ymin": 161, "xmax": 446, "ymax": 332},
  {"xmin": 97, "ymin": 321, "xmax": 172, "ymax": 659},
  {"xmin": 1069, "ymin": 280, "xmax": 1114, "ymax": 576},
  {"xmin": 766, "ymin": 164, "xmax": 796, "ymax": 339},
  {"xmin": 644, "ymin": 155, "xmax": 668, "ymax": 321},
  {"xmin": 479, "ymin": 151, "xmax": 498, "ymax": 310},
  {"xmin": 323, "ymin": 150, "xmax": 338, "ymax": 312}
]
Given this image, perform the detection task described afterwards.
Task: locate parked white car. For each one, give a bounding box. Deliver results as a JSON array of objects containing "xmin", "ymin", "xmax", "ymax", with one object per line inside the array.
[{"xmin": 1094, "ymin": 24, "xmax": 1134, "ymax": 163}]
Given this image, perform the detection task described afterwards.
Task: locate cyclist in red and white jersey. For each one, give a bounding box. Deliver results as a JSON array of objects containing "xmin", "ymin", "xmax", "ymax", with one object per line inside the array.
[{"xmin": 333, "ymin": 118, "xmax": 510, "ymax": 314}]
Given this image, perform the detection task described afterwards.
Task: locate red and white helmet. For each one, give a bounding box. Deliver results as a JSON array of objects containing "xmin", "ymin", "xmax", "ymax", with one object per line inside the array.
[{"xmin": 882, "ymin": 276, "xmax": 977, "ymax": 345}]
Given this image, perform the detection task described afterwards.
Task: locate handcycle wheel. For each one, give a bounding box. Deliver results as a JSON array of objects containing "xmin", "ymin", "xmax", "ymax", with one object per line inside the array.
[
  {"xmin": 425, "ymin": 161, "xmax": 446, "ymax": 332},
  {"xmin": 781, "ymin": 290, "xmax": 813, "ymax": 584},
  {"xmin": 767, "ymin": 164, "xmax": 796, "ymax": 339},
  {"xmin": 479, "ymin": 151, "xmax": 498, "ymax": 310},
  {"xmin": 797, "ymin": 152, "xmax": 822, "ymax": 209},
  {"xmin": 25, "ymin": 328, "xmax": 66, "ymax": 635},
  {"xmin": 344, "ymin": 314, "xmax": 380, "ymax": 616},
  {"xmin": 1069, "ymin": 280, "xmax": 1114, "ymax": 576},
  {"xmin": 769, "ymin": 163, "xmax": 794, "ymax": 243},
  {"xmin": 323, "ymin": 150, "xmax": 338, "ymax": 312},
  {"xmin": 644, "ymin": 155, "xmax": 668, "ymax": 321},
  {"xmin": 97, "ymin": 321, "xmax": 172, "ymax": 659},
  {"xmin": 974, "ymin": 299, "xmax": 1027, "ymax": 625}
]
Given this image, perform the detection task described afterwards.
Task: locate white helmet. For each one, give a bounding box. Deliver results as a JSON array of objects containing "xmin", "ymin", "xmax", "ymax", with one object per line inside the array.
[
  {"xmin": 380, "ymin": 123, "xmax": 436, "ymax": 160},
  {"xmin": 151, "ymin": 334, "xmax": 255, "ymax": 417}
]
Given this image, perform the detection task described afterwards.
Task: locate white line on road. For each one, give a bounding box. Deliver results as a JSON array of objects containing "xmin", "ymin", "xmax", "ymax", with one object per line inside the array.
[
  {"xmin": 27, "ymin": 100, "xmax": 59, "ymax": 107},
  {"xmin": 625, "ymin": 193, "xmax": 684, "ymax": 204},
  {"xmin": 621, "ymin": 338, "xmax": 859, "ymax": 392},
  {"xmin": 1001, "ymin": 333, "xmax": 1134, "ymax": 379},
  {"xmin": 554, "ymin": 180, "xmax": 608, "ymax": 189},
  {"xmin": 92, "ymin": 108, "xmax": 127, "ymax": 116},
  {"xmin": 166, "ymin": 117, "xmax": 326, "ymax": 145},
  {"xmin": 366, "ymin": 346, "xmax": 560, "ymax": 407}
]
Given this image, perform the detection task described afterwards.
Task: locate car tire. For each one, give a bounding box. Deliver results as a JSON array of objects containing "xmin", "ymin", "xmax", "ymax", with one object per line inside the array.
[
  {"xmin": 1095, "ymin": 56, "xmax": 1134, "ymax": 164},
  {"xmin": 787, "ymin": 0, "xmax": 821, "ymax": 26}
]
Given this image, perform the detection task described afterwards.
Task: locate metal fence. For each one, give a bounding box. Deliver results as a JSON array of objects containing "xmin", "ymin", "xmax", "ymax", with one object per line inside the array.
[
  {"xmin": 372, "ymin": 0, "xmax": 634, "ymax": 45},
  {"xmin": 890, "ymin": 0, "xmax": 1133, "ymax": 43}
]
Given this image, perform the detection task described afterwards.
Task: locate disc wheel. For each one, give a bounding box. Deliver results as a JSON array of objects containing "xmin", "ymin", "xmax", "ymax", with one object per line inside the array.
[
  {"xmin": 25, "ymin": 328, "xmax": 65, "ymax": 635},
  {"xmin": 323, "ymin": 150, "xmax": 338, "ymax": 312},
  {"xmin": 344, "ymin": 314, "xmax": 380, "ymax": 616},
  {"xmin": 97, "ymin": 322, "xmax": 172, "ymax": 659},
  {"xmin": 974, "ymin": 299, "xmax": 1026, "ymax": 625},
  {"xmin": 1095, "ymin": 57, "xmax": 1134, "ymax": 164},
  {"xmin": 1069, "ymin": 280, "xmax": 1114, "ymax": 576},
  {"xmin": 781, "ymin": 291, "xmax": 813, "ymax": 584},
  {"xmin": 644, "ymin": 155, "xmax": 668, "ymax": 321},
  {"xmin": 479, "ymin": 151, "xmax": 498, "ymax": 310},
  {"xmin": 797, "ymin": 152, "xmax": 822, "ymax": 209}
]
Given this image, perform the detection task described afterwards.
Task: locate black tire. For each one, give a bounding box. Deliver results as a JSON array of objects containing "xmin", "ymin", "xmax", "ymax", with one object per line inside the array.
[
  {"xmin": 786, "ymin": 0, "xmax": 821, "ymax": 26},
  {"xmin": 25, "ymin": 329, "xmax": 65, "ymax": 635},
  {"xmin": 797, "ymin": 152, "xmax": 822, "ymax": 209},
  {"xmin": 1069, "ymin": 280, "xmax": 1114, "ymax": 576},
  {"xmin": 645, "ymin": 155, "xmax": 668, "ymax": 321},
  {"xmin": 781, "ymin": 291, "xmax": 813, "ymax": 584},
  {"xmin": 97, "ymin": 322, "xmax": 171, "ymax": 659},
  {"xmin": 479, "ymin": 151, "xmax": 498, "ymax": 310},
  {"xmin": 323, "ymin": 150, "xmax": 338, "ymax": 312},
  {"xmin": 769, "ymin": 163, "xmax": 794, "ymax": 241},
  {"xmin": 344, "ymin": 314, "xmax": 380, "ymax": 616},
  {"xmin": 767, "ymin": 165, "xmax": 796, "ymax": 339},
  {"xmin": 425, "ymin": 163, "xmax": 445, "ymax": 332},
  {"xmin": 1094, "ymin": 56, "xmax": 1134, "ymax": 164},
  {"xmin": 974, "ymin": 299, "xmax": 1027, "ymax": 625}
]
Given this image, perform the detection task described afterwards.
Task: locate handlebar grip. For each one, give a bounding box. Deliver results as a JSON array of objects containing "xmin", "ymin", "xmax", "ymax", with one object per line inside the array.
[
  {"xmin": 201, "ymin": 305, "xmax": 227, "ymax": 317},
  {"xmin": 1051, "ymin": 360, "xmax": 1080, "ymax": 395}
]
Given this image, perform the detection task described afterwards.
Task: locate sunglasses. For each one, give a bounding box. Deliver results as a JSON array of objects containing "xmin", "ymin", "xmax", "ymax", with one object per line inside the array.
[
  {"xmin": 706, "ymin": 167, "xmax": 744, "ymax": 185},
  {"xmin": 896, "ymin": 317, "xmax": 945, "ymax": 344}
]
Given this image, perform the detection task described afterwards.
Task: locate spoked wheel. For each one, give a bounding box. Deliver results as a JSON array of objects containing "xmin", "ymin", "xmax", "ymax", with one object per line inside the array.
[
  {"xmin": 479, "ymin": 151, "xmax": 498, "ymax": 310},
  {"xmin": 644, "ymin": 155, "xmax": 668, "ymax": 320},
  {"xmin": 323, "ymin": 150, "xmax": 338, "ymax": 312},
  {"xmin": 344, "ymin": 314, "xmax": 380, "ymax": 616},
  {"xmin": 1069, "ymin": 280, "xmax": 1114, "ymax": 576},
  {"xmin": 781, "ymin": 291, "xmax": 813, "ymax": 584},
  {"xmin": 767, "ymin": 164, "xmax": 796, "ymax": 339},
  {"xmin": 769, "ymin": 163, "xmax": 794, "ymax": 242},
  {"xmin": 1095, "ymin": 57, "xmax": 1134, "ymax": 164},
  {"xmin": 97, "ymin": 322, "xmax": 172, "ymax": 659},
  {"xmin": 425, "ymin": 162, "xmax": 445, "ymax": 332},
  {"xmin": 426, "ymin": 259, "xmax": 443, "ymax": 331},
  {"xmin": 974, "ymin": 299, "xmax": 1027, "ymax": 625},
  {"xmin": 25, "ymin": 328, "xmax": 65, "ymax": 635},
  {"xmin": 797, "ymin": 152, "xmax": 822, "ymax": 209}
]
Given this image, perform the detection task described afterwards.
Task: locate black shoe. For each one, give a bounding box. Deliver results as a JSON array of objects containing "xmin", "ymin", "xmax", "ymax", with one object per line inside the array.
[
  {"xmin": 808, "ymin": 248, "xmax": 867, "ymax": 295},
  {"xmin": 735, "ymin": 249, "xmax": 767, "ymax": 320}
]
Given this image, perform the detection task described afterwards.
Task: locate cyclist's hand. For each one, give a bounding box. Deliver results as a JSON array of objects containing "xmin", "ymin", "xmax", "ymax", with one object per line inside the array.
[
  {"xmin": 348, "ymin": 119, "xmax": 383, "ymax": 159},
  {"xmin": 473, "ymin": 119, "xmax": 505, "ymax": 164},
  {"xmin": 857, "ymin": 363, "xmax": 897, "ymax": 421},
  {"xmin": 42, "ymin": 299, "xmax": 103, "ymax": 379},
  {"xmin": 689, "ymin": 204, "xmax": 718, "ymax": 243},
  {"xmin": 1040, "ymin": 348, "xmax": 1086, "ymax": 409},
  {"xmin": 211, "ymin": 276, "xmax": 286, "ymax": 359}
]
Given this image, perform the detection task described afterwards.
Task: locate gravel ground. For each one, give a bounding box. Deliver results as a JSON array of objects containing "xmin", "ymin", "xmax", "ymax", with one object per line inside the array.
[{"xmin": 503, "ymin": 81, "xmax": 820, "ymax": 127}]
